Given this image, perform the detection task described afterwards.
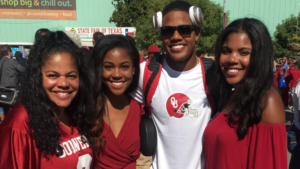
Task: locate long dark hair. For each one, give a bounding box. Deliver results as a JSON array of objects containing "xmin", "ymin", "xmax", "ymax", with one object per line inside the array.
[
  {"xmin": 90, "ymin": 35, "xmax": 140, "ymax": 150},
  {"xmin": 208, "ymin": 18, "xmax": 274, "ymax": 139},
  {"xmin": 22, "ymin": 31, "xmax": 95, "ymax": 156}
]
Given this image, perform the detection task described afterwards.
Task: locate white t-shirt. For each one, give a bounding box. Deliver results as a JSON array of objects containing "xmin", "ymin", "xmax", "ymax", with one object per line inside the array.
[
  {"xmin": 131, "ymin": 58, "xmax": 211, "ymax": 169},
  {"xmin": 293, "ymin": 80, "xmax": 300, "ymax": 130}
]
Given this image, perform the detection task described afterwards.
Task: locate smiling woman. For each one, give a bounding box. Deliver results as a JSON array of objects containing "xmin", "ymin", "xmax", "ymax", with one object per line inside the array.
[
  {"xmin": 90, "ymin": 35, "xmax": 141, "ymax": 169},
  {"xmin": 205, "ymin": 18, "xmax": 287, "ymax": 169},
  {"xmin": 219, "ymin": 32, "xmax": 252, "ymax": 88},
  {"xmin": 42, "ymin": 52, "xmax": 79, "ymax": 110},
  {"xmin": 0, "ymin": 31, "xmax": 95, "ymax": 169},
  {"xmin": 102, "ymin": 47, "xmax": 135, "ymax": 96}
]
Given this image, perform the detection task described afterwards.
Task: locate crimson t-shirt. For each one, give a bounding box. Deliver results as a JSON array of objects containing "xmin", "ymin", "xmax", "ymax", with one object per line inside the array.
[
  {"xmin": 0, "ymin": 103, "xmax": 93, "ymax": 169},
  {"xmin": 285, "ymin": 66, "xmax": 300, "ymax": 88}
]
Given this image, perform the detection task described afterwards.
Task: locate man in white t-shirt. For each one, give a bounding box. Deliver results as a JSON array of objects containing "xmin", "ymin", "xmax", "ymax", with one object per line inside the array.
[{"xmin": 131, "ymin": 1, "xmax": 212, "ymax": 169}]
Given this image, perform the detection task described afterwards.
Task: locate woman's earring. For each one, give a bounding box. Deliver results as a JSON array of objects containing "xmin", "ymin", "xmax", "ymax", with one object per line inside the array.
[{"xmin": 133, "ymin": 72, "xmax": 135, "ymax": 75}]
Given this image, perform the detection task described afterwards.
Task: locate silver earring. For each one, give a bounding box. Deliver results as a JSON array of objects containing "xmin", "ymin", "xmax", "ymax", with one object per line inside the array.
[{"xmin": 133, "ymin": 72, "xmax": 135, "ymax": 75}]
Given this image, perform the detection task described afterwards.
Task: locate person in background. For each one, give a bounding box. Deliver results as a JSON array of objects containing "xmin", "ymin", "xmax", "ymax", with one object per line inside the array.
[
  {"xmin": 93, "ymin": 32, "xmax": 105, "ymax": 46},
  {"xmin": 282, "ymin": 56, "xmax": 288, "ymax": 73},
  {"xmin": 15, "ymin": 51, "xmax": 26, "ymax": 86},
  {"xmin": 34, "ymin": 28, "xmax": 50, "ymax": 42},
  {"xmin": 147, "ymin": 45, "xmax": 160, "ymax": 60},
  {"xmin": 205, "ymin": 18, "xmax": 287, "ymax": 169},
  {"xmin": 281, "ymin": 56, "xmax": 290, "ymax": 108},
  {"xmin": 290, "ymin": 61, "xmax": 300, "ymax": 169},
  {"xmin": 274, "ymin": 63, "xmax": 283, "ymax": 92},
  {"xmin": 0, "ymin": 45, "xmax": 25, "ymax": 117},
  {"xmin": 285, "ymin": 59, "xmax": 300, "ymax": 110},
  {"xmin": 0, "ymin": 31, "xmax": 95, "ymax": 168},
  {"xmin": 196, "ymin": 50, "xmax": 206, "ymax": 58},
  {"xmin": 0, "ymin": 46, "xmax": 25, "ymax": 88},
  {"xmin": 15, "ymin": 51, "xmax": 25, "ymax": 66},
  {"xmin": 288, "ymin": 57, "xmax": 294, "ymax": 66},
  {"xmin": 91, "ymin": 35, "xmax": 141, "ymax": 168}
]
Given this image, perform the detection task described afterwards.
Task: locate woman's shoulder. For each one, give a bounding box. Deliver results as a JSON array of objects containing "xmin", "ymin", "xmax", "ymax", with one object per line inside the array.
[
  {"xmin": 260, "ymin": 88, "xmax": 285, "ymax": 125},
  {"xmin": 0, "ymin": 103, "xmax": 31, "ymax": 133}
]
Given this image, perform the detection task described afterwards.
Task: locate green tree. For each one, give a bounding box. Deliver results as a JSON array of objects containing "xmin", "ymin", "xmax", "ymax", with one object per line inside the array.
[
  {"xmin": 110, "ymin": 0, "xmax": 227, "ymax": 54},
  {"xmin": 273, "ymin": 13, "xmax": 300, "ymax": 58}
]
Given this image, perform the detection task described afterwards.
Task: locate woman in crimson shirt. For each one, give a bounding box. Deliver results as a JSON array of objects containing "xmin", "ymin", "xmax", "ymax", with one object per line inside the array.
[
  {"xmin": 90, "ymin": 35, "xmax": 141, "ymax": 169},
  {"xmin": 205, "ymin": 18, "xmax": 287, "ymax": 169},
  {"xmin": 0, "ymin": 31, "xmax": 95, "ymax": 168}
]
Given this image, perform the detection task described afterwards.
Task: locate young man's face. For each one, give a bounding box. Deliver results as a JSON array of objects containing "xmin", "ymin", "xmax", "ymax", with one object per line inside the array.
[
  {"xmin": 288, "ymin": 58, "xmax": 293, "ymax": 64},
  {"xmin": 282, "ymin": 56, "xmax": 287, "ymax": 63},
  {"xmin": 161, "ymin": 11, "xmax": 200, "ymax": 61}
]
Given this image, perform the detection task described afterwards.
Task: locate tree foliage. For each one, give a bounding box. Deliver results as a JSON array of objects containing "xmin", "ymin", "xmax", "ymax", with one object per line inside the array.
[
  {"xmin": 273, "ymin": 13, "xmax": 300, "ymax": 58},
  {"xmin": 110, "ymin": 0, "xmax": 227, "ymax": 53}
]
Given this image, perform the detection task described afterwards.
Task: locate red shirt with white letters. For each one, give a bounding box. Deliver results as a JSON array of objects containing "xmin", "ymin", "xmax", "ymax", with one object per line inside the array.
[{"xmin": 0, "ymin": 103, "xmax": 93, "ymax": 169}]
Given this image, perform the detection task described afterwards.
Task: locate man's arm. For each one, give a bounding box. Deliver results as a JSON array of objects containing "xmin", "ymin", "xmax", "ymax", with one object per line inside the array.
[
  {"xmin": 12, "ymin": 59, "xmax": 25, "ymax": 72},
  {"xmin": 281, "ymin": 62, "xmax": 288, "ymax": 70}
]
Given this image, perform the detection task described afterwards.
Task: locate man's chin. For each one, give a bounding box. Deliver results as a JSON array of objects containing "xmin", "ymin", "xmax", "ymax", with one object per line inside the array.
[{"xmin": 167, "ymin": 54, "xmax": 190, "ymax": 62}]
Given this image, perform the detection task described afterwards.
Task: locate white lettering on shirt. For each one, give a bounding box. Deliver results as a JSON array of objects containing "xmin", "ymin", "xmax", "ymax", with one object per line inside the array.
[{"xmin": 59, "ymin": 136, "xmax": 90, "ymax": 158}]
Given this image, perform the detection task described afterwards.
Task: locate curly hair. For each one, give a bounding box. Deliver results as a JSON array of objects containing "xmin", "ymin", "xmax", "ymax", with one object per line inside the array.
[
  {"xmin": 34, "ymin": 28, "xmax": 50, "ymax": 42},
  {"xmin": 22, "ymin": 31, "xmax": 95, "ymax": 156},
  {"xmin": 208, "ymin": 18, "xmax": 274, "ymax": 140},
  {"xmin": 90, "ymin": 35, "xmax": 140, "ymax": 150}
]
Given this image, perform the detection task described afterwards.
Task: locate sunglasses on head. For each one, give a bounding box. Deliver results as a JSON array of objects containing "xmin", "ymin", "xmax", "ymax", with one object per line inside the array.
[{"xmin": 160, "ymin": 25, "xmax": 196, "ymax": 39}]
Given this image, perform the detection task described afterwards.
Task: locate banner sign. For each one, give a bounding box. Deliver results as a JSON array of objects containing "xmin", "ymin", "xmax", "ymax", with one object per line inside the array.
[
  {"xmin": 65, "ymin": 27, "xmax": 136, "ymax": 38},
  {"xmin": 0, "ymin": 0, "xmax": 76, "ymax": 20}
]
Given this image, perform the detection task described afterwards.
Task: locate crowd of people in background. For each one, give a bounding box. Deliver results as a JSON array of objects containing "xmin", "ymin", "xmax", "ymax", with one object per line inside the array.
[
  {"xmin": 0, "ymin": 0, "xmax": 294, "ymax": 169},
  {"xmin": 273, "ymin": 55, "xmax": 300, "ymax": 169}
]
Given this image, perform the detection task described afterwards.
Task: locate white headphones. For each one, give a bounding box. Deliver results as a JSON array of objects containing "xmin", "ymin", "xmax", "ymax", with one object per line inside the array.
[{"xmin": 152, "ymin": 6, "xmax": 204, "ymax": 32}]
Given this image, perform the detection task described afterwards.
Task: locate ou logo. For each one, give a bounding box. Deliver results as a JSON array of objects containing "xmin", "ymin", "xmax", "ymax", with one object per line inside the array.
[{"xmin": 166, "ymin": 93, "xmax": 192, "ymax": 118}]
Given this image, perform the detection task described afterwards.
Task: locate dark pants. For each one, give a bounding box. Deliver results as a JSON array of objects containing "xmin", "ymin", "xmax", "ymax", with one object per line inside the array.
[
  {"xmin": 289, "ymin": 124, "xmax": 300, "ymax": 169},
  {"xmin": 281, "ymin": 87, "xmax": 289, "ymax": 107}
]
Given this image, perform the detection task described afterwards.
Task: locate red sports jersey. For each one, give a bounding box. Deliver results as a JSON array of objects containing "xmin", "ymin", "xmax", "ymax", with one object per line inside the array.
[
  {"xmin": 285, "ymin": 66, "xmax": 300, "ymax": 88},
  {"xmin": 0, "ymin": 103, "xmax": 93, "ymax": 169}
]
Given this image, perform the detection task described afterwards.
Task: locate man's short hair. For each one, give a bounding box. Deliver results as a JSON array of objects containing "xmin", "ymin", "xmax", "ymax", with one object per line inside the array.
[
  {"xmin": 93, "ymin": 32, "xmax": 105, "ymax": 44},
  {"xmin": 162, "ymin": 1, "xmax": 201, "ymax": 32},
  {"xmin": 15, "ymin": 51, "xmax": 22, "ymax": 58},
  {"xmin": 0, "ymin": 45, "xmax": 11, "ymax": 57},
  {"xmin": 162, "ymin": 1, "xmax": 192, "ymax": 16}
]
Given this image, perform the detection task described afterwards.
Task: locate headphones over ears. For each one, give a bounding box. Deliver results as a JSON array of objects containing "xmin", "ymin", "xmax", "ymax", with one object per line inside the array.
[{"xmin": 152, "ymin": 6, "xmax": 204, "ymax": 32}]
